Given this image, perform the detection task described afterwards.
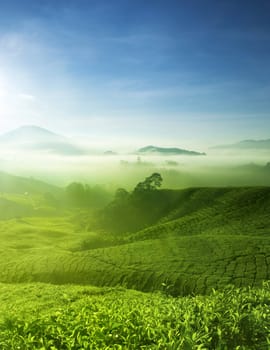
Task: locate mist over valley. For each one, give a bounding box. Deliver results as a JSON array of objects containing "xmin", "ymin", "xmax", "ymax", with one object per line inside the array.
[{"xmin": 0, "ymin": 125, "xmax": 269, "ymax": 189}]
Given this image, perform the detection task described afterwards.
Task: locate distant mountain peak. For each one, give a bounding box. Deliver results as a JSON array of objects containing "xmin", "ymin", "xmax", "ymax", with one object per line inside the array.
[
  {"xmin": 0, "ymin": 125, "xmax": 85, "ymax": 156},
  {"xmin": 137, "ymin": 145, "xmax": 206, "ymax": 156},
  {"xmin": 16, "ymin": 125, "xmax": 50, "ymax": 131},
  {"xmin": 212, "ymin": 138, "xmax": 270, "ymax": 150},
  {"xmin": 1, "ymin": 125, "xmax": 63, "ymax": 139}
]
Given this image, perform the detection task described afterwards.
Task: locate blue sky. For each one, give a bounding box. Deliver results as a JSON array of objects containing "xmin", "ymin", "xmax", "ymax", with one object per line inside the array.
[{"xmin": 0, "ymin": 0, "xmax": 269, "ymax": 148}]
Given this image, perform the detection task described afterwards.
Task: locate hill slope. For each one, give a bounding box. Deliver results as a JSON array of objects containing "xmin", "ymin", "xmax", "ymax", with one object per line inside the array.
[
  {"xmin": 95, "ymin": 187, "xmax": 270, "ymax": 234},
  {"xmin": 0, "ymin": 186, "xmax": 269, "ymax": 295},
  {"xmin": 0, "ymin": 171, "xmax": 61, "ymax": 195}
]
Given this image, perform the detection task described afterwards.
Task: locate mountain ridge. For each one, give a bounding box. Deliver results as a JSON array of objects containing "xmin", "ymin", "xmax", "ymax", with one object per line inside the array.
[
  {"xmin": 137, "ymin": 145, "xmax": 206, "ymax": 156},
  {"xmin": 212, "ymin": 138, "xmax": 270, "ymax": 150},
  {"xmin": 0, "ymin": 125, "xmax": 85, "ymax": 155}
]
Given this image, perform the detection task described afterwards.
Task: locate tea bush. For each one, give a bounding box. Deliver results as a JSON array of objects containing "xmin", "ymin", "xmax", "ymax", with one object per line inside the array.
[{"xmin": 0, "ymin": 282, "xmax": 269, "ymax": 349}]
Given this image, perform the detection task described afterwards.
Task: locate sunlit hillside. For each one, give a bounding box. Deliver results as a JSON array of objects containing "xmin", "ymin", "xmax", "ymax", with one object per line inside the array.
[{"xmin": 0, "ymin": 173, "xmax": 269, "ymax": 295}]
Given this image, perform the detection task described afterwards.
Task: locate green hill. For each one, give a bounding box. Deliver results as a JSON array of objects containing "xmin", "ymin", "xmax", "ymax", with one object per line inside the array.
[
  {"xmin": 0, "ymin": 172, "xmax": 64, "ymax": 219},
  {"xmin": 0, "ymin": 197, "xmax": 34, "ymax": 220},
  {"xmin": 1, "ymin": 234, "xmax": 268, "ymax": 296},
  {"xmin": 95, "ymin": 187, "xmax": 270, "ymax": 235},
  {"xmin": 0, "ymin": 186, "xmax": 269, "ymax": 296},
  {"xmin": 0, "ymin": 171, "xmax": 61, "ymax": 195}
]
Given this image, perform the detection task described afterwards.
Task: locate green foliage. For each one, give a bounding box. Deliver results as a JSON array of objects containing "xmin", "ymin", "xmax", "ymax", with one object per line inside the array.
[
  {"xmin": 0, "ymin": 196, "xmax": 33, "ymax": 219},
  {"xmin": 76, "ymin": 232, "xmax": 119, "ymax": 251},
  {"xmin": 1, "ymin": 230, "xmax": 270, "ymax": 295},
  {"xmin": 65, "ymin": 182, "xmax": 112, "ymax": 208},
  {"xmin": 134, "ymin": 172, "xmax": 163, "ymax": 193},
  {"xmin": 0, "ymin": 176, "xmax": 270, "ymax": 348},
  {"xmin": 114, "ymin": 187, "xmax": 129, "ymax": 201},
  {"xmin": 0, "ymin": 193, "xmax": 64, "ymax": 219},
  {"xmin": 99, "ymin": 188, "xmax": 178, "ymax": 233},
  {"xmin": 97, "ymin": 173, "xmax": 180, "ymax": 233},
  {"xmin": 66, "ymin": 182, "xmax": 86, "ymax": 206},
  {"xmin": 0, "ymin": 282, "xmax": 269, "ymax": 349},
  {"xmin": 1, "ymin": 187, "xmax": 270, "ymax": 295},
  {"xmin": 92, "ymin": 186, "xmax": 270, "ymax": 235}
]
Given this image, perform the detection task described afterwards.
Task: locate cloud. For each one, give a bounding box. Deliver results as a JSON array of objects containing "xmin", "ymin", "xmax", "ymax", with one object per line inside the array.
[{"xmin": 104, "ymin": 78, "xmax": 224, "ymax": 101}]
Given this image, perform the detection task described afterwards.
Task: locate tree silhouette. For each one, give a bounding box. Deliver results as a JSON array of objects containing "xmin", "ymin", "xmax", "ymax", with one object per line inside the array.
[
  {"xmin": 114, "ymin": 188, "xmax": 129, "ymax": 201},
  {"xmin": 66, "ymin": 182, "xmax": 85, "ymax": 205},
  {"xmin": 134, "ymin": 173, "xmax": 163, "ymax": 193}
]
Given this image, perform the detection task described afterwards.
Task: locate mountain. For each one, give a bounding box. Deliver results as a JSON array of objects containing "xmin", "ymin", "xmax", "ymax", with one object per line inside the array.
[
  {"xmin": 137, "ymin": 145, "xmax": 206, "ymax": 156},
  {"xmin": 212, "ymin": 138, "xmax": 270, "ymax": 150},
  {"xmin": 0, "ymin": 125, "xmax": 85, "ymax": 155}
]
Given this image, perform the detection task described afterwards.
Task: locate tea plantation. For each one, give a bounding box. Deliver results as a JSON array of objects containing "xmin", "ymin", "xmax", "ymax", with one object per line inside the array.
[
  {"xmin": 0, "ymin": 187, "xmax": 270, "ymax": 295},
  {"xmin": 0, "ymin": 183, "xmax": 270, "ymax": 348},
  {"xmin": 0, "ymin": 282, "xmax": 269, "ymax": 349}
]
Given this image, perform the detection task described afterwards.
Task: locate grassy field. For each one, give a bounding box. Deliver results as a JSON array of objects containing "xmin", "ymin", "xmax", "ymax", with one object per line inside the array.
[
  {"xmin": 0, "ymin": 282, "xmax": 269, "ymax": 349},
  {"xmin": 0, "ymin": 176, "xmax": 270, "ymax": 348}
]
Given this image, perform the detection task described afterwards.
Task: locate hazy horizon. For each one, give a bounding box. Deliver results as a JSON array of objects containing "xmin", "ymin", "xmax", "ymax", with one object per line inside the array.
[{"xmin": 1, "ymin": 123, "xmax": 270, "ymax": 152}]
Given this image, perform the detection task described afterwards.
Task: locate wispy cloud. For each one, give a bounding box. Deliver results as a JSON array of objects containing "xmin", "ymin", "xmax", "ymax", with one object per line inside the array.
[{"xmin": 104, "ymin": 78, "xmax": 235, "ymax": 101}]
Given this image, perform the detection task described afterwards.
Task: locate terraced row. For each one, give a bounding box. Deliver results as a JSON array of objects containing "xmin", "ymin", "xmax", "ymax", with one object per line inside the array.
[
  {"xmin": 1, "ymin": 235, "xmax": 269, "ymax": 295},
  {"xmin": 129, "ymin": 207, "xmax": 270, "ymax": 244}
]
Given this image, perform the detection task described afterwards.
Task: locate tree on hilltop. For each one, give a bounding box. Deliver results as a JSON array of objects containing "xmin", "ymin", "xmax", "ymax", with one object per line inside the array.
[{"xmin": 134, "ymin": 173, "xmax": 163, "ymax": 193}]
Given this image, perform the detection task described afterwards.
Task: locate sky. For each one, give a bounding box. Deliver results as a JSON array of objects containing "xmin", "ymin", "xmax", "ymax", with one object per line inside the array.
[{"xmin": 0, "ymin": 0, "xmax": 270, "ymax": 149}]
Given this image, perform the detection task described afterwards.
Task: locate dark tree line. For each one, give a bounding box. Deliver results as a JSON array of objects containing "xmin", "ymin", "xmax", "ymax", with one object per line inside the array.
[
  {"xmin": 98, "ymin": 173, "xmax": 164, "ymax": 233},
  {"xmin": 65, "ymin": 182, "xmax": 111, "ymax": 208}
]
